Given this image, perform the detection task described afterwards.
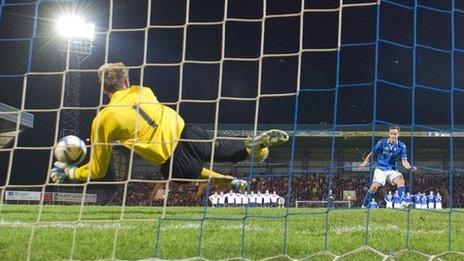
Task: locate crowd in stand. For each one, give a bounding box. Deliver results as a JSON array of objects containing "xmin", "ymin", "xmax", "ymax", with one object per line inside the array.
[{"xmin": 109, "ymin": 172, "xmax": 464, "ymax": 208}]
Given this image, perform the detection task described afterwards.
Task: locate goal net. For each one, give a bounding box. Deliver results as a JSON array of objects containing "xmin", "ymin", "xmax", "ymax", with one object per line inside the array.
[{"xmin": 1, "ymin": 0, "xmax": 464, "ymax": 260}]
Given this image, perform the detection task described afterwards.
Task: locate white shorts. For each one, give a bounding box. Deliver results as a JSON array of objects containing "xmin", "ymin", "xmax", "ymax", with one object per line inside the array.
[
  {"xmin": 394, "ymin": 202, "xmax": 401, "ymax": 209},
  {"xmin": 428, "ymin": 203, "xmax": 434, "ymax": 209},
  {"xmin": 386, "ymin": 202, "xmax": 393, "ymax": 208},
  {"xmin": 415, "ymin": 203, "xmax": 421, "ymax": 209},
  {"xmin": 421, "ymin": 204, "xmax": 428, "ymax": 209},
  {"xmin": 373, "ymin": 169, "xmax": 402, "ymax": 186},
  {"xmin": 436, "ymin": 203, "xmax": 442, "ymax": 209}
]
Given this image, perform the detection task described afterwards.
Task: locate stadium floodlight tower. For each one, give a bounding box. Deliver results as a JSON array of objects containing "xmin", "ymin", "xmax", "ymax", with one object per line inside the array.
[{"xmin": 56, "ymin": 14, "xmax": 95, "ymax": 137}]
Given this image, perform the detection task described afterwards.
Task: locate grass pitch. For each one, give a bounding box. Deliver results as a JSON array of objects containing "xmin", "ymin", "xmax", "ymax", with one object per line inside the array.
[{"xmin": 1, "ymin": 205, "xmax": 464, "ymax": 260}]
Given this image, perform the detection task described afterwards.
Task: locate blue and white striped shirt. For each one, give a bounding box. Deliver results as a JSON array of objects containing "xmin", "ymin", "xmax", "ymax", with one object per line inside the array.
[
  {"xmin": 372, "ymin": 139, "xmax": 408, "ymax": 171},
  {"xmin": 384, "ymin": 194, "xmax": 393, "ymax": 203},
  {"xmin": 427, "ymin": 194, "xmax": 435, "ymax": 204}
]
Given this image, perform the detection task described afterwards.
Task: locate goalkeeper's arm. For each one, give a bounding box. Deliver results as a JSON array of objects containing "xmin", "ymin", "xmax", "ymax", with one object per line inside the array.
[
  {"xmin": 50, "ymin": 116, "xmax": 114, "ymax": 183},
  {"xmin": 74, "ymin": 116, "xmax": 114, "ymax": 181}
]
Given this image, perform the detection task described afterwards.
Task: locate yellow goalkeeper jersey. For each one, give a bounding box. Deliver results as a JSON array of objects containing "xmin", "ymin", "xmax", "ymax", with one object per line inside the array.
[{"xmin": 75, "ymin": 85, "xmax": 185, "ymax": 181}]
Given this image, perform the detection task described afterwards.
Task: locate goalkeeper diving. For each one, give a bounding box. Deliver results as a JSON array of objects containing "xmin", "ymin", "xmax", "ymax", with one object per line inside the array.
[{"xmin": 49, "ymin": 63, "xmax": 289, "ymax": 192}]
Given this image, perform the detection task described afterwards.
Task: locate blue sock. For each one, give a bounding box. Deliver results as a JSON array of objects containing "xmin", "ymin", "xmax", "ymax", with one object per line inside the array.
[
  {"xmin": 398, "ymin": 186, "xmax": 405, "ymax": 201},
  {"xmin": 363, "ymin": 191, "xmax": 374, "ymax": 207}
]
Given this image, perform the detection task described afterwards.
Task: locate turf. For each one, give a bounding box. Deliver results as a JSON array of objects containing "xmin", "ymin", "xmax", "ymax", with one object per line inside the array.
[{"xmin": 1, "ymin": 205, "xmax": 464, "ymax": 260}]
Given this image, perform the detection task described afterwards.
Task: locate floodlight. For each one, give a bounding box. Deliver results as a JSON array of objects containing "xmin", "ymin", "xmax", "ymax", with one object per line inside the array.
[
  {"xmin": 56, "ymin": 14, "xmax": 94, "ymax": 56},
  {"xmin": 56, "ymin": 15, "xmax": 95, "ymax": 40}
]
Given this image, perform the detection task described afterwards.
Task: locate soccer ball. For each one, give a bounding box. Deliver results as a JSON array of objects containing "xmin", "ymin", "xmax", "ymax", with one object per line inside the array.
[{"xmin": 54, "ymin": 135, "xmax": 87, "ymax": 165}]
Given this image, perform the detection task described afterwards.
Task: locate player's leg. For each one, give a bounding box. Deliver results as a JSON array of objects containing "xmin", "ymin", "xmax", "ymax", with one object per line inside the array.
[
  {"xmin": 362, "ymin": 182, "xmax": 381, "ymax": 208},
  {"xmin": 161, "ymin": 124, "xmax": 246, "ymax": 192},
  {"xmin": 167, "ymin": 125, "xmax": 288, "ymax": 193},
  {"xmin": 422, "ymin": 201, "xmax": 428, "ymax": 209},
  {"xmin": 390, "ymin": 172, "xmax": 407, "ymax": 203},
  {"xmin": 160, "ymin": 126, "xmax": 210, "ymax": 201},
  {"xmin": 386, "ymin": 201, "xmax": 393, "ymax": 209},
  {"xmin": 174, "ymin": 124, "xmax": 256, "ymax": 192},
  {"xmin": 362, "ymin": 169, "xmax": 386, "ymax": 207},
  {"xmin": 199, "ymin": 168, "xmax": 247, "ymax": 193},
  {"xmin": 183, "ymin": 125, "xmax": 288, "ymax": 164},
  {"xmin": 428, "ymin": 202, "xmax": 434, "ymax": 209},
  {"xmin": 200, "ymin": 168, "xmax": 232, "ymax": 187},
  {"xmin": 211, "ymin": 130, "xmax": 287, "ymax": 163},
  {"xmin": 213, "ymin": 138, "xmax": 252, "ymax": 162},
  {"xmin": 205, "ymin": 129, "xmax": 289, "ymax": 164},
  {"xmin": 245, "ymin": 129, "xmax": 289, "ymax": 162},
  {"xmin": 175, "ymin": 124, "xmax": 250, "ymax": 163}
]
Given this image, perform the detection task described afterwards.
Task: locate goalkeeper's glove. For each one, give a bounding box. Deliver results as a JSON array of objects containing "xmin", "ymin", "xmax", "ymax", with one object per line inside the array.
[{"xmin": 50, "ymin": 161, "xmax": 76, "ymax": 184}]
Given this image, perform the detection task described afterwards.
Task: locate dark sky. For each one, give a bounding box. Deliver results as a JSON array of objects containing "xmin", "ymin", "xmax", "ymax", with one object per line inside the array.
[{"xmin": 1, "ymin": 0, "xmax": 464, "ymax": 183}]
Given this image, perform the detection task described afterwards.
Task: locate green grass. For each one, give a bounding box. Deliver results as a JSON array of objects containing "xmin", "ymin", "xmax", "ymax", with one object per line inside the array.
[{"xmin": 0, "ymin": 205, "xmax": 464, "ymax": 260}]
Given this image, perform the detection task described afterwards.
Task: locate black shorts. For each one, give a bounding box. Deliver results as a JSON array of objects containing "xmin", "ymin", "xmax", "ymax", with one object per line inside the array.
[{"xmin": 160, "ymin": 124, "xmax": 248, "ymax": 179}]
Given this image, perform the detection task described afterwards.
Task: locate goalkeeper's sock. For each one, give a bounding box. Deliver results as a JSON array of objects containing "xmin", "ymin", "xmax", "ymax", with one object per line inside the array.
[
  {"xmin": 200, "ymin": 168, "xmax": 234, "ymax": 189},
  {"xmin": 398, "ymin": 186, "xmax": 405, "ymax": 201},
  {"xmin": 363, "ymin": 191, "xmax": 374, "ymax": 207},
  {"xmin": 246, "ymin": 147, "xmax": 269, "ymax": 162}
]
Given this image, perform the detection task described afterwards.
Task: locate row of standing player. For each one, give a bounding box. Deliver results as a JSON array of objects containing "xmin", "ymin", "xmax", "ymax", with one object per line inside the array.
[
  {"xmin": 384, "ymin": 191, "xmax": 443, "ymax": 209},
  {"xmin": 208, "ymin": 190, "xmax": 285, "ymax": 207}
]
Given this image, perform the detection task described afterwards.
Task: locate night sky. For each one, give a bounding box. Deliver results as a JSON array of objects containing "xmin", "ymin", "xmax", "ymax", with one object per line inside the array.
[{"xmin": 1, "ymin": 0, "xmax": 464, "ymax": 184}]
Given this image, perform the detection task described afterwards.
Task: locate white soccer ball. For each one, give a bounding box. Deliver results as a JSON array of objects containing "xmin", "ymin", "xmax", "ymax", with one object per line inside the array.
[{"xmin": 54, "ymin": 135, "xmax": 87, "ymax": 165}]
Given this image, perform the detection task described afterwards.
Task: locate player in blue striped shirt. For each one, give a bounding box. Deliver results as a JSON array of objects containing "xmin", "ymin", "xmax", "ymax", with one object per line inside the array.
[
  {"xmin": 393, "ymin": 190, "xmax": 401, "ymax": 209},
  {"xmin": 405, "ymin": 192, "xmax": 413, "ymax": 205},
  {"xmin": 414, "ymin": 192, "xmax": 422, "ymax": 208},
  {"xmin": 427, "ymin": 191, "xmax": 435, "ymax": 209},
  {"xmin": 359, "ymin": 126, "xmax": 416, "ymax": 208},
  {"xmin": 420, "ymin": 192, "xmax": 428, "ymax": 209},
  {"xmin": 368, "ymin": 199, "xmax": 379, "ymax": 209}
]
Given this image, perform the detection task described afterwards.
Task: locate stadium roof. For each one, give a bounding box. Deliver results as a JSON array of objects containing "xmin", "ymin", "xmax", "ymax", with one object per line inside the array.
[
  {"xmin": 0, "ymin": 102, "xmax": 34, "ymax": 148},
  {"xmin": 197, "ymin": 124, "xmax": 464, "ymax": 138}
]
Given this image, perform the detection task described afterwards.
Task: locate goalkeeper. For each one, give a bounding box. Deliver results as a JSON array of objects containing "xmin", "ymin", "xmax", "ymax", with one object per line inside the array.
[{"xmin": 49, "ymin": 63, "xmax": 288, "ymax": 192}]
